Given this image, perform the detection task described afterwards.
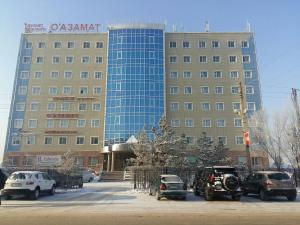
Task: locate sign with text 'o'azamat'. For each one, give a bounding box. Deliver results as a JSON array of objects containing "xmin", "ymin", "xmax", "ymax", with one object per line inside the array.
[{"xmin": 24, "ymin": 23, "xmax": 101, "ymax": 33}]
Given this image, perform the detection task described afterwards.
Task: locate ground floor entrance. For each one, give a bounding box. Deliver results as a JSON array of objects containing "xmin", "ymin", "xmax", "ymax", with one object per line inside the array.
[{"xmin": 103, "ymin": 151, "xmax": 135, "ymax": 172}]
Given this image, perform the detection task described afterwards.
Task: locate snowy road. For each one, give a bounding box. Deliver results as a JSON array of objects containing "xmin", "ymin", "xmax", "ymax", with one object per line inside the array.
[{"xmin": 1, "ymin": 181, "xmax": 300, "ymax": 225}]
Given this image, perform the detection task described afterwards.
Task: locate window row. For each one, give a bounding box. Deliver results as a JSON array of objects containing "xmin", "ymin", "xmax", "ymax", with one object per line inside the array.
[
  {"xmin": 170, "ymin": 118, "xmax": 245, "ymax": 128},
  {"xmin": 173, "ymin": 135, "xmax": 244, "ymax": 146},
  {"xmin": 169, "ymin": 70, "xmax": 253, "ymax": 79},
  {"xmin": 25, "ymin": 41, "xmax": 104, "ymax": 49},
  {"xmin": 22, "ymin": 56, "xmax": 103, "ymax": 64},
  {"xmin": 170, "ymin": 102, "xmax": 255, "ymax": 112},
  {"xmin": 169, "ymin": 55, "xmax": 251, "ymax": 64},
  {"xmin": 15, "ymin": 102, "xmax": 102, "ymax": 112},
  {"xmin": 169, "ymin": 86, "xmax": 255, "ymax": 95},
  {"xmin": 20, "ymin": 71, "xmax": 104, "ymax": 80},
  {"xmin": 17, "ymin": 86, "xmax": 103, "ymax": 96},
  {"xmin": 13, "ymin": 118, "xmax": 101, "ymax": 129},
  {"xmin": 169, "ymin": 40, "xmax": 249, "ymax": 49},
  {"xmin": 12, "ymin": 135, "xmax": 100, "ymax": 145}
]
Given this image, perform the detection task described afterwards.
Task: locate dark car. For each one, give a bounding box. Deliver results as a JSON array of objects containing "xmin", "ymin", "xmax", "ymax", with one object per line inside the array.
[
  {"xmin": 242, "ymin": 171, "xmax": 297, "ymax": 201},
  {"xmin": 193, "ymin": 166, "xmax": 242, "ymax": 201},
  {"xmin": 149, "ymin": 174, "xmax": 187, "ymax": 200}
]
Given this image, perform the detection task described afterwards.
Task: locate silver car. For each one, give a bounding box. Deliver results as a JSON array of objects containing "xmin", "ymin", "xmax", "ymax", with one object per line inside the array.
[{"xmin": 149, "ymin": 174, "xmax": 187, "ymax": 200}]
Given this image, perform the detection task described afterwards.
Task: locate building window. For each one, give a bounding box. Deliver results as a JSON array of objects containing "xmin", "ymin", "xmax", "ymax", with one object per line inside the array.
[
  {"xmin": 20, "ymin": 71, "xmax": 29, "ymax": 79},
  {"xmin": 244, "ymin": 70, "xmax": 253, "ymax": 78},
  {"xmin": 170, "ymin": 86, "xmax": 179, "ymax": 95},
  {"xmin": 79, "ymin": 103, "xmax": 87, "ymax": 111},
  {"xmin": 170, "ymin": 71, "xmax": 178, "ymax": 79},
  {"xmin": 200, "ymin": 86, "xmax": 209, "ymax": 94},
  {"xmin": 67, "ymin": 41, "xmax": 75, "ymax": 48},
  {"xmin": 214, "ymin": 71, "xmax": 222, "ymax": 78},
  {"xmin": 77, "ymin": 119, "xmax": 86, "ymax": 128},
  {"xmin": 200, "ymin": 71, "xmax": 208, "ymax": 78},
  {"xmin": 183, "ymin": 71, "xmax": 192, "ymax": 79},
  {"xmin": 202, "ymin": 119, "xmax": 211, "ymax": 128},
  {"xmin": 236, "ymin": 136, "xmax": 244, "ymax": 145},
  {"xmin": 229, "ymin": 56, "xmax": 237, "ymax": 63},
  {"xmin": 16, "ymin": 102, "xmax": 25, "ymax": 111},
  {"xmin": 170, "ymin": 102, "xmax": 179, "ymax": 112},
  {"xmin": 183, "ymin": 41, "xmax": 190, "ymax": 48},
  {"xmin": 75, "ymin": 157, "xmax": 84, "ymax": 166},
  {"xmin": 25, "ymin": 42, "xmax": 32, "ymax": 49},
  {"xmin": 23, "ymin": 56, "xmax": 31, "ymax": 64},
  {"xmin": 233, "ymin": 102, "xmax": 241, "ymax": 110},
  {"xmin": 199, "ymin": 56, "xmax": 207, "ymax": 63},
  {"xmin": 14, "ymin": 119, "xmax": 23, "ymax": 128},
  {"xmin": 199, "ymin": 41, "xmax": 206, "ymax": 48},
  {"xmin": 243, "ymin": 55, "xmax": 251, "ymax": 63},
  {"xmin": 185, "ymin": 119, "xmax": 194, "ymax": 127},
  {"xmin": 82, "ymin": 56, "xmax": 90, "ymax": 64},
  {"xmin": 183, "ymin": 56, "xmax": 191, "ymax": 63},
  {"xmin": 93, "ymin": 103, "xmax": 101, "ymax": 111},
  {"xmin": 212, "ymin": 56, "xmax": 221, "ymax": 63},
  {"xmin": 30, "ymin": 102, "xmax": 39, "ymax": 111},
  {"xmin": 231, "ymin": 86, "xmax": 239, "ymax": 94},
  {"xmin": 94, "ymin": 71, "xmax": 102, "ymax": 79},
  {"xmin": 201, "ymin": 102, "xmax": 210, "ymax": 111},
  {"xmin": 52, "ymin": 56, "xmax": 60, "ymax": 64},
  {"xmin": 38, "ymin": 42, "xmax": 45, "ymax": 48},
  {"xmin": 169, "ymin": 41, "xmax": 176, "ymax": 48},
  {"xmin": 76, "ymin": 136, "xmax": 85, "ymax": 145},
  {"xmin": 95, "ymin": 56, "xmax": 103, "ymax": 64},
  {"xmin": 89, "ymin": 157, "xmax": 99, "ymax": 166},
  {"xmin": 215, "ymin": 86, "xmax": 224, "ymax": 94},
  {"xmin": 36, "ymin": 56, "xmax": 44, "ymax": 64},
  {"xmin": 61, "ymin": 102, "xmax": 71, "ymax": 111},
  {"xmin": 47, "ymin": 102, "xmax": 56, "ymax": 111},
  {"xmin": 184, "ymin": 102, "xmax": 193, "ymax": 111},
  {"xmin": 184, "ymin": 86, "xmax": 192, "ymax": 94},
  {"xmin": 65, "ymin": 56, "xmax": 74, "ymax": 64},
  {"xmin": 60, "ymin": 119, "xmax": 69, "ymax": 128},
  {"xmin": 18, "ymin": 86, "xmax": 27, "ymax": 95},
  {"xmin": 50, "ymin": 71, "xmax": 59, "ymax": 79},
  {"xmin": 212, "ymin": 41, "xmax": 220, "ymax": 48},
  {"xmin": 171, "ymin": 119, "xmax": 180, "ymax": 127},
  {"xmin": 46, "ymin": 119, "xmax": 54, "ymax": 128},
  {"xmin": 218, "ymin": 136, "xmax": 227, "ymax": 145},
  {"xmin": 26, "ymin": 135, "xmax": 36, "ymax": 145},
  {"xmin": 64, "ymin": 71, "xmax": 72, "ymax": 79},
  {"xmin": 216, "ymin": 119, "xmax": 226, "ymax": 127},
  {"xmin": 93, "ymin": 87, "xmax": 102, "ymax": 95},
  {"xmin": 80, "ymin": 71, "xmax": 89, "ymax": 79},
  {"xmin": 12, "ymin": 136, "xmax": 21, "ymax": 145},
  {"xmin": 79, "ymin": 87, "xmax": 88, "ymax": 95},
  {"xmin": 241, "ymin": 41, "xmax": 249, "ymax": 48},
  {"xmin": 63, "ymin": 86, "xmax": 72, "ymax": 95},
  {"xmin": 32, "ymin": 86, "xmax": 41, "ymax": 95},
  {"xmin": 246, "ymin": 86, "xmax": 254, "ymax": 94},
  {"xmin": 59, "ymin": 137, "xmax": 67, "ymax": 145},
  {"xmin": 230, "ymin": 71, "xmax": 239, "ymax": 78},
  {"xmin": 215, "ymin": 102, "xmax": 224, "ymax": 111},
  {"xmin": 96, "ymin": 42, "xmax": 103, "ymax": 48},
  {"xmin": 228, "ymin": 41, "xmax": 235, "ymax": 48},
  {"xmin": 234, "ymin": 118, "xmax": 242, "ymax": 127},
  {"xmin": 48, "ymin": 87, "xmax": 58, "ymax": 95},
  {"xmin": 91, "ymin": 119, "xmax": 100, "ymax": 128},
  {"xmin": 44, "ymin": 137, "xmax": 53, "ymax": 145},
  {"xmin": 54, "ymin": 42, "xmax": 62, "ymax": 48},
  {"xmin": 247, "ymin": 102, "xmax": 256, "ymax": 111},
  {"xmin": 186, "ymin": 136, "xmax": 195, "ymax": 145},
  {"xmin": 169, "ymin": 56, "xmax": 177, "ymax": 63},
  {"xmin": 83, "ymin": 41, "xmax": 91, "ymax": 48},
  {"xmin": 34, "ymin": 71, "xmax": 43, "ymax": 79},
  {"xmin": 90, "ymin": 136, "xmax": 99, "ymax": 145}
]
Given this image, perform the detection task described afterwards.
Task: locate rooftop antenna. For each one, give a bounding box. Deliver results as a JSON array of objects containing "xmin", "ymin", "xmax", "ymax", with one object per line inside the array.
[
  {"xmin": 172, "ymin": 24, "xmax": 177, "ymax": 32},
  {"xmin": 180, "ymin": 23, "xmax": 184, "ymax": 32},
  {"xmin": 246, "ymin": 21, "xmax": 251, "ymax": 32},
  {"xmin": 205, "ymin": 21, "xmax": 210, "ymax": 32}
]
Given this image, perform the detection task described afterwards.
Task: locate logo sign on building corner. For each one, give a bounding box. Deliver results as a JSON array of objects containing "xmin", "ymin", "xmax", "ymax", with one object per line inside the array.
[
  {"xmin": 36, "ymin": 155, "xmax": 62, "ymax": 166},
  {"xmin": 24, "ymin": 23, "xmax": 100, "ymax": 33}
]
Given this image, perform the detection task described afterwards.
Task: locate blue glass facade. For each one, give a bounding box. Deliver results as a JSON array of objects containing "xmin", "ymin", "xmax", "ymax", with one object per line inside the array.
[{"xmin": 105, "ymin": 26, "xmax": 165, "ymax": 145}]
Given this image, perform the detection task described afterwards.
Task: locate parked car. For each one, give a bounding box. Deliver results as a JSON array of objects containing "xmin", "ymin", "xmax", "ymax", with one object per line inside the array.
[
  {"xmin": 82, "ymin": 170, "xmax": 95, "ymax": 183},
  {"xmin": 242, "ymin": 171, "xmax": 297, "ymax": 201},
  {"xmin": 1, "ymin": 171, "xmax": 56, "ymax": 200},
  {"xmin": 149, "ymin": 174, "xmax": 187, "ymax": 200},
  {"xmin": 193, "ymin": 166, "xmax": 242, "ymax": 201},
  {"xmin": 0, "ymin": 167, "xmax": 9, "ymax": 189}
]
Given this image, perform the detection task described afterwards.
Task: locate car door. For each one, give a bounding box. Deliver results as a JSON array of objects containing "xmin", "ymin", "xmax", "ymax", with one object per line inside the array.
[
  {"xmin": 37, "ymin": 173, "xmax": 46, "ymax": 191},
  {"xmin": 42, "ymin": 173, "xmax": 52, "ymax": 190},
  {"xmin": 246, "ymin": 174, "xmax": 256, "ymax": 193},
  {"xmin": 252, "ymin": 174, "xmax": 263, "ymax": 194}
]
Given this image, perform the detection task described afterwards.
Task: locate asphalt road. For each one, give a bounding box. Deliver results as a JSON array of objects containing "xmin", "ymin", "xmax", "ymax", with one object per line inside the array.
[{"xmin": 1, "ymin": 182, "xmax": 300, "ymax": 225}]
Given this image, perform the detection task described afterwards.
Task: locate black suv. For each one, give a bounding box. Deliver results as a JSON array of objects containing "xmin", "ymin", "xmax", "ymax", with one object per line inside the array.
[{"xmin": 193, "ymin": 166, "xmax": 242, "ymax": 201}]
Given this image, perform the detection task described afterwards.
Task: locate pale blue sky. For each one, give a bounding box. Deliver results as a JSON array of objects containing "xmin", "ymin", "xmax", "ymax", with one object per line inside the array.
[{"xmin": 0, "ymin": 0, "xmax": 299, "ymax": 162}]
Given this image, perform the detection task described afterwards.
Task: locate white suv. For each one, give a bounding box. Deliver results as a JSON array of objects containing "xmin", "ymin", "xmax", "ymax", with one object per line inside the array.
[{"xmin": 1, "ymin": 171, "xmax": 56, "ymax": 200}]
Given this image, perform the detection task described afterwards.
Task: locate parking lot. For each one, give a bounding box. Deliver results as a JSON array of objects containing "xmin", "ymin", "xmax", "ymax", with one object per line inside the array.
[{"xmin": 1, "ymin": 181, "xmax": 300, "ymax": 225}]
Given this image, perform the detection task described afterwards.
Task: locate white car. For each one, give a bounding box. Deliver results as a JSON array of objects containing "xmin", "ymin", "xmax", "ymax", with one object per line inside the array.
[
  {"xmin": 1, "ymin": 171, "xmax": 56, "ymax": 200},
  {"xmin": 82, "ymin": 170, "xmax": 95, "ymax": 183}
]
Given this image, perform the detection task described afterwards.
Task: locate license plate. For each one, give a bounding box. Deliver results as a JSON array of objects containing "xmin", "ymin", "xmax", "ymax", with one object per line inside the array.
[{"xmin": 11, "ymin": 183, "xmax": 22, "ymax": 187}]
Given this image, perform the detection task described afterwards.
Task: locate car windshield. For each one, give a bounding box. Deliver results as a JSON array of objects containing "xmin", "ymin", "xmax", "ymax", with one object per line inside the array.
[
  {"xmin": 267, "ymin": 173, "xmax": 290, "ymax": 180},
  {"xmin": 161, "ymin": 176, "xmax": 181, "ymax": 182},
  {"xmin": 9, "ymin": 173, "xmax": 32, "ymax": 180}
]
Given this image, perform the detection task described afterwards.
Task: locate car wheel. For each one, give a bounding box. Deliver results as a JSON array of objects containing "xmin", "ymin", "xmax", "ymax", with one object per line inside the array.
[
  {"xmin": 31, "ymin": 188, "xmax": 40, "ymax": 200},
  {"xmin": 204, "ymin": 188, "xmax": 213, "ymax": 201},
  {"xmin": 287, "ymin": 194, "xmax": 296, "ymax": 201},
  {"xmin": 49, "ymin": 185, "xmax": 55, "ymax": 195},
  {"xmin": 259, "ymin": 189, "xmax": 269, "ymax": 201},
  {"xmin": 232, "ymin": 195, "xmax": 241, "ymax": 201},
  {"xmin": 4, "ymin": 195, "xmax": 11, "ymax": 200}
]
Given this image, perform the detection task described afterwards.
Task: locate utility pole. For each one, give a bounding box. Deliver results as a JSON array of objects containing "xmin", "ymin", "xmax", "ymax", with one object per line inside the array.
[{"xmin": 238, "ymin": 81, "xmax": 252, "ymax": 171}]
